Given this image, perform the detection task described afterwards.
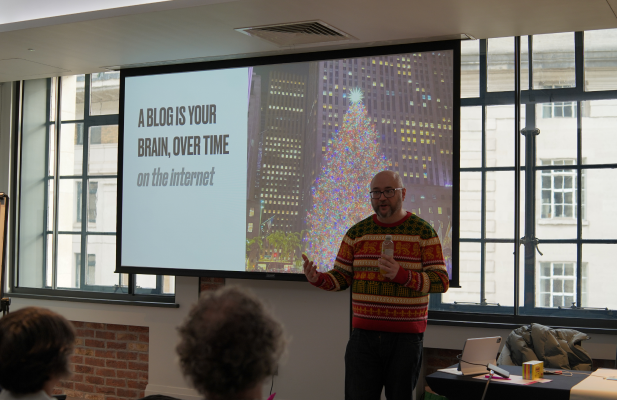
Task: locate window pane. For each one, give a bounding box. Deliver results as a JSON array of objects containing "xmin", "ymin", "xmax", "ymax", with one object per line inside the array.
[
  {"xmin": 460, "ymin": 172, "xmax": 481, "ymax": 238},
  {"xmin": 440, "ymin": 242, "xmax": 481, "ymax": 304},
  {"xmin": 87, "ymin": 178, "xmax": 117, "ymax": 232},
  {"xmin": 461, "ymin": 40, "xmax": 479, "ymax": 98},
  {"xmin": 57, "ymin": 234, "xmax": 81, "ymax": 289},
  {"xmin": 163, "ymin": 276, "xmax": 175, "ymax": 294},
  {"xmin": 19, "ymin": 79, "xmax": 48, "ymax": 289},
  {"xmin": 582, "ymin": 100, "xmax": 617, "ymax": 165},
  {"xmin": 460, "ymin": 106, "xmax": 482, "ymax": 168},
  {"xmin": 486, "ymin": 171, "xmax": 515, "ymax": 239},
  {"xmin": 521, "ymin": 36, "xmax": 530, "ymax": 90},
  {"xmin": 58, "ymin": 179, "xmax": 82, "ymax": 232},
  {"xmin": 59, "ymin": 123, "xmax": 84, "ymax": 176},
  {"xmin": 50, "ymin": 77, "xmax": 57, "ymax": 122},
  {"xmin": 135, "ymin": 275, "xmax": 175, "ymax": 295},
  {"xmin": 48, "ymin": 124, "xmax": 55, "ymax": 176},
  {"xmin": 584, "ymin": 29, "xmax": 617, "ymax": 91},
  {"xmin": 136, "ymin": 274, "xmax": 157, "ymax": 290},
  {"xmin": 90, "ymin": 71, "xmax": 120, "ymax": 115},
  {"xmin": 536, "ymin": 103, "xmax": 577, "ymax": 160},
  {"xmin": 47, "ymin": 179, "xmax": 54, "ymax": 230},
  {"xmin": 486, "ymin": 105, "xmax": 525, "ymax": 167},
  {"xmin": 88, "ymin": 125, "xmax": 118, "ymax": 175},
  {"xmin": 583, "ymin": 168, "xmax": 617, "ymax": 239},
  {"xmin": 536, "ymin": 168, "xmax": 577, "ymax": 239},
  {"xmin": 46, "ymin": 233, "xmax": 53, "ymax": 288},
  {"xmin": 532, "ymin": 33, "xmax": 575, "ymax": 89},
  {"xmin": 484, "ymin": 243, "xmax": 514, "ymax": 306},
  {"xmin": 83, "ymin": 235, "xmax": 120, "ymax": 289},
  {"xmin": 519, "ymin": 170, "xmax": 526, "ymax": 235},
  {"xmin": 61, "ymin": 74, "xmax": 85, "ymax": 121},
  {"xmin": 487, "ymin": 37, "xmax": 514, "ymax": 92},
  {"xmin": 582, "ymin": 244, "xmax": 616, "ymax": 309}
]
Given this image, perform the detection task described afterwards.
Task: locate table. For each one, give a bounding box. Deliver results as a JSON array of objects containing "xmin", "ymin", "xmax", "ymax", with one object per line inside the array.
[{"xmin": 426, "ymin": 365, "xmax": 590, "ymax": 400}]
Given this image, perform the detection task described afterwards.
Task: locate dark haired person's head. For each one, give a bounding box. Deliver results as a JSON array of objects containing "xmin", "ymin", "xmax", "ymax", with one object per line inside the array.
[
  {"xmin": 177, "ymin": 286, "xmax": 286, "ymax": 400},
  {"xmin": 0, "ymin": 307, "xmax": 76, "ymax": 395}
]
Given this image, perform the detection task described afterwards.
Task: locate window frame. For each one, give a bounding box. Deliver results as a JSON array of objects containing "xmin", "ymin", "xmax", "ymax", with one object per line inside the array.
[
  {"xmin": 10, "ymin": 74, "xmax": 175, "ymax": 304},
  {"xmin": 429, "ymin": 33, "xmax": 617, "ymax": 333}
]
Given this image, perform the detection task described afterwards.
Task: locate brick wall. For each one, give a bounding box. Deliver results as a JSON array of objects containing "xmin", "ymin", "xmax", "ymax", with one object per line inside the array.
[
  {"xmin": 53, "ymin": 322, "xmax": 149, "ymax": 400},
  {"xmin": 200, "ymin": 277, "xmax": 225, "ymax": 293},
  {"xmin": 424, "ymin": 348, "xmax": 460, "ymax": 378}
]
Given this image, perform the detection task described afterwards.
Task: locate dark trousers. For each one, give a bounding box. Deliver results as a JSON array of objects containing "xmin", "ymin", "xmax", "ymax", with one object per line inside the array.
[{"xmin": 345, "ymin": 328, "xmax": 423, "ymax": 400}]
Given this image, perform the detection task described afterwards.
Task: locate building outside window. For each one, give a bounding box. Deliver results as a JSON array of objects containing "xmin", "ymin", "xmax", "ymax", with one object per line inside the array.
[{"xmin": 435, "ymin": 30, "xmax": 617, "ymax": 329}]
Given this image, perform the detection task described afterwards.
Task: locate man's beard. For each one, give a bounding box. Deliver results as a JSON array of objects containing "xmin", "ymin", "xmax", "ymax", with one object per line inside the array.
[{"xmin": 372, "ymin": 196, "xmax": 402, "ymax": 219}]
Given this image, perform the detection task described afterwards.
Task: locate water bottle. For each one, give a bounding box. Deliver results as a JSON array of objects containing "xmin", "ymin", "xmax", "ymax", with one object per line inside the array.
[{"xmin": 381, "ymin": 235, "xmax": 394, "ymax": 275}]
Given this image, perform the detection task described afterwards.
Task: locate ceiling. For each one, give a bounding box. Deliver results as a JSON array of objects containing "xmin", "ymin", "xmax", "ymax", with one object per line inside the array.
[{"xmin": 0, "ymin": 0, "xmax": 616, "ymax": 82}]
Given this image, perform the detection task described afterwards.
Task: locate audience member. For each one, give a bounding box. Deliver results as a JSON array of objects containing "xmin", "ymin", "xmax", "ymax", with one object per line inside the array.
[
  {"xmin": 177, "ymin": 286, "xmax": 286, "ymax": 400},
  {"xmin": 0, "ymin": 307, "xmax": 76, "ymax": 400}
]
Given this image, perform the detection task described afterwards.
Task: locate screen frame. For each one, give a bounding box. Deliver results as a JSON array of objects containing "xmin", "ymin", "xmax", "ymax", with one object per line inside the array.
[{"xmin": 116, "ymin": 40, "xmax": 461, "ymax": 284}]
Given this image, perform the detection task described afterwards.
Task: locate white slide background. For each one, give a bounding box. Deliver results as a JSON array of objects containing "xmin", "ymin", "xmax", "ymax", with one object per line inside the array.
[{"xmin": 122, "ymin": 68, "xmax": 249, "ymax": 271}]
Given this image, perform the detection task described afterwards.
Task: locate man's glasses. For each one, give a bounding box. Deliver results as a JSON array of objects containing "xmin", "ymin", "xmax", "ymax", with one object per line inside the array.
[{"xmin": 369, "ymin": 188, "xmax": 404, "ymax": 199}]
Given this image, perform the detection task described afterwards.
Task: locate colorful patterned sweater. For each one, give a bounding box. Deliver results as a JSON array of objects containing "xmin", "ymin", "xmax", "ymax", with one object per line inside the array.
[{"xmin": 311, "ymin": 212, "xmax": 449, "ymax": 333}]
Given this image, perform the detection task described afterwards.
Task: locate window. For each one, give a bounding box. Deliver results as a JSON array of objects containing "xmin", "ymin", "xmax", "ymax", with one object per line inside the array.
[
  {"xmin": 248, "ymin": 223, "xmax": 254, "ymax": 233},
  {"xmin": 84, "ymin": 254, "xmax": 96, "ymax": 286},
  {"xmin": 540, "ymin": 160, "xmax": 584, "ymax": 219},
  {"xmin": 14, "ymin": 74, "xmax": 174, "ymax": 302},
  {"xmin": 537, "ymin": 262, "xmax": 586, "ymax": 308},
  {"xmin": 432, "ymin": 31, "xmax": 617, "ymax": 330},
  {"xmin": 542, "ymin": 102, "xmax": 577, "ymax": 118}
]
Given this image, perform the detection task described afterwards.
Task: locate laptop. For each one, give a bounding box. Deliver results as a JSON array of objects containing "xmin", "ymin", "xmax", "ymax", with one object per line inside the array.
[{"xmin": 457, "ymin": 336, "xmax": 503, "ymax": 376}]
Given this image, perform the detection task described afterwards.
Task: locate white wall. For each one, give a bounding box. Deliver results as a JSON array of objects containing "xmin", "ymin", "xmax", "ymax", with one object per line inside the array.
[
  {"xmin": 9, "ymin": 279, "xmax": 616, "ymax": 400},
  {"xmin": 0, "ymin": 82, "xmax": 13, "ymax": 196}
]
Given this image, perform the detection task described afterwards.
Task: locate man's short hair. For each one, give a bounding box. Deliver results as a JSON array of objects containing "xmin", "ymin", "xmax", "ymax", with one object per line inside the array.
[
  {"xmin": 0, "ymin": 307, "xmax": 76, "ymax": 394},
  {"xmin": 177, "ymin": 286, "xmax": 286, "ymax": 400}
]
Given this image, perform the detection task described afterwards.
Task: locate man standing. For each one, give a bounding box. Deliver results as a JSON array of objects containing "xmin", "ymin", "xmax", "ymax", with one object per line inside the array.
[{"xmin": 303, "ymin": 170, "xmax": 449, "ymax": 400}]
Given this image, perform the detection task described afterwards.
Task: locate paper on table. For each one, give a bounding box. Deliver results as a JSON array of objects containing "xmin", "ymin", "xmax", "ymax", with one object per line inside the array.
[
  {"xmin": 472, "ymin": 374, "xmax": 552, "ymax": 385},
  {"xmin": 437, "ymin": 367, "xmax": 463, "ymax": 376},
  {"xmin": 570, "ymin": 369, "xmax": 617, "ymax": 400}
]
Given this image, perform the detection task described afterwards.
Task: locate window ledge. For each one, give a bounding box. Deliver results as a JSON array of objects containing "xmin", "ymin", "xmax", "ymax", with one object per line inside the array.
[
  {"xmin": 427, "ymin": 309, "xmax": 617, "ymax": 334},
  {"xmin": 538, "ymin": 219, "xmax": 589, "ymax": 226},
  {"xmin": 427, "ymin": 317, "xmax": 617, "ymax": 335},
  {"xmin": 7, "ymin": 292, "xmax": 179, "ymax": 308}
]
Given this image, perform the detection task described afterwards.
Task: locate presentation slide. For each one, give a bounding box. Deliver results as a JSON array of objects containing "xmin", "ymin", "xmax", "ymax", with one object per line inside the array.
[
  {"xmin": 121, "ymin": 68, "xmax": 250, "ymax": 271},
  {"xmin": 121, "ymin": 49, "xmax": 456, "ymax": 278}
]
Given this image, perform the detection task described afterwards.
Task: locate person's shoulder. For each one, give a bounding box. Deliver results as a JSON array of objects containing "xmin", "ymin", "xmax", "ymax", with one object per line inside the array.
[
  {"xmin": 345, "ymin": 214, "xmax": 376, "ymax": 239},
  {"xmin": 0, "ymin": 391, "xmax": 51, "ymax": 400},
  {"xmin": 403, "ymin": 213, "xmax": 438, "ymax": 239}
]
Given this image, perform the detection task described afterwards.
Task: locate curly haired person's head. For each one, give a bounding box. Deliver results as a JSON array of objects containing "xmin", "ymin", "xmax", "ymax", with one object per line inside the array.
[
  {"xmin": 177, "ymin": 286, "xmax": 286, "ymax": 400},
  {"xmin": 0, "ymin": 307, "xmax": 76, "ymax": 394}
]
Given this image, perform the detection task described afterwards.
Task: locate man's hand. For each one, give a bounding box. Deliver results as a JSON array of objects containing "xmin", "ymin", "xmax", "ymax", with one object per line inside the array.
[
  {"xmin": 378, "ymin": 255, "xmax": 400, "ymax": 280},
  {"xmin": 302, "ymin": 254, "xmax": 320, "ymax": 283}
]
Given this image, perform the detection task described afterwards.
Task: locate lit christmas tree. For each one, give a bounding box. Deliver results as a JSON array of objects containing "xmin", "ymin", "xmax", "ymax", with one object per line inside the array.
[{"xmin": 306, "ymin": 88, "xmax": 390, "ymax": 271}]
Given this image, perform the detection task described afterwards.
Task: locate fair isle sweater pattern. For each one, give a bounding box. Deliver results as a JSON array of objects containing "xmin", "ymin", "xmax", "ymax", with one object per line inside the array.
[{"xmin": 311, "ymin": 212, "xmax": 449, "ymax": 333}]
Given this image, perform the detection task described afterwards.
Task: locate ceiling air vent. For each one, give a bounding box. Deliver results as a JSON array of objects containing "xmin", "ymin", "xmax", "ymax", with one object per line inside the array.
[{"xmin": 236, "ymin": 20, "xmax": 355, "ymax": 47}]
